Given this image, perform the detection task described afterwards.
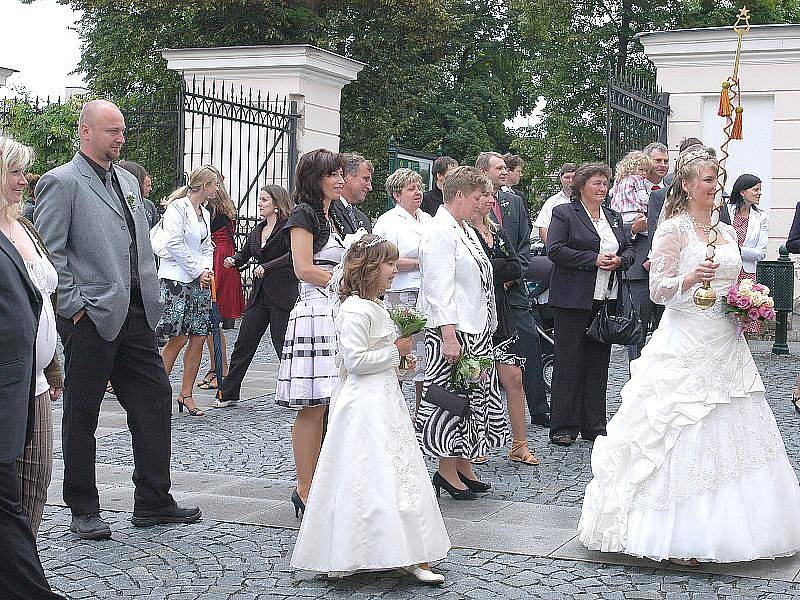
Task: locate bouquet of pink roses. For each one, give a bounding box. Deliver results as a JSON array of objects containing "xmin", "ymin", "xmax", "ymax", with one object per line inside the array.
[{"xmin": 723, "ymin": 278, "xmax": 776, "ymax": 332}]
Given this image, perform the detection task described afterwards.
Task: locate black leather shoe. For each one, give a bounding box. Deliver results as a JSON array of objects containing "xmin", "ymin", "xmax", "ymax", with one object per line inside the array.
[
  {"xmin": 130, "ymin": 505, "xmax": 202, "ymax": 527},
  {"xmin": 531, "ymin": 413, "xmax": 551, "ymax": 428},
  {"xmin": 70, "ymin": 513, "xmax": 112, "ymax": 540}
]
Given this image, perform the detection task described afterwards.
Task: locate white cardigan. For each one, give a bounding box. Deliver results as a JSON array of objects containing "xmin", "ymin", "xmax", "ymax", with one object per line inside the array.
[
  {"xmin": 725, "ymin": 203, "xmax": 769, "ymax": 273},
  {"xmin": 418, "ymin": 206, "xmax": 495, "ymax": 335},
  {"xmin": 373, "ymin": 204, "xmax": 432, "ymax": 292},
  {"xmin": 157, "ymin": 197, "xmax": 214, "ymax": 283}
]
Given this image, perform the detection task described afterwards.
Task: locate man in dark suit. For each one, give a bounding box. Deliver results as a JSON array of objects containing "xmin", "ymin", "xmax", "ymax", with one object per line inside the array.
[
  {"xmin": 0, "ymin": 226, "xmax": 64, "ymax": 599},
  {"xmin": 331, "ymin": 153, "xmax": 373, "ymax": 235},
  {"xmin": 477, "ymin": 152, "xmax": 550, "ymax": 427},
  {"xmin": 35, "ymin": 100, "xmax": 200, "ymax": 540},
  {"xmin": 422, "ymin": 156, "xmax": 459, "ymax": 217}
]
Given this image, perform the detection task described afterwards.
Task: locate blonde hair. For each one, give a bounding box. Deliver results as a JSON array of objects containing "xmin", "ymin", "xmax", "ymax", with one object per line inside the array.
[
  {"xmin": 204, "ymin": 165, "xmax": 236, "ymax": 220},
  {"xmin": 663, "ymin": 146, "xmax": 719, "ymax": 219},
  {"xmin": 385, "ymin": 168, "xmax": 423, "ymax": 201},
  {"xmin": 166, "ymin": 165, "xmax": 219, "ymax": 205},
  {"xmin": 338, "ymin": 235, "xmax": 399, "ymax": 301},
  {"xmin": 0, "ymin": 136, "xmax": 36, "ymax": 217},
  {"xmin": 614, "ymin": 151, "xmax": 652, "ymax": 184},
  {"xmin": 479, "ymin": 174, "xmax": 499, "ymax": 233},
  {"xmin": 442, "ymin": 166, "xmax": 485, "ymax": 204}
]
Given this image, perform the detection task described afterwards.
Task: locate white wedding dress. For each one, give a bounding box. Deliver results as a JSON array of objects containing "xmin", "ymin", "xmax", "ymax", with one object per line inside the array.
[
  {"xmin": 291, "ymin": 296, "xmax": 450, "ymax": 574},
  {"xmin": 579, "ymin": 213, "xmax": 800, "ymax": 562}
]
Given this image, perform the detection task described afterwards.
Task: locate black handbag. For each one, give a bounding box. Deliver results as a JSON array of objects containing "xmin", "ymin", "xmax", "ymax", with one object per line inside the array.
[
  {"xmin": 586, "ymin": 272, "xmax": 645, "ymax": 346},
  {"xmin": 425, "ymin": 383, "xmax": 470, "ymax": 418}
]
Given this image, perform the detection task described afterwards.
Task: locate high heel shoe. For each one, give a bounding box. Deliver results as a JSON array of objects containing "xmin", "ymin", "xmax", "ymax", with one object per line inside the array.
[
  {"xmin": 398, "ymin": 565, "xmax": 445, "ymax": 585},
  {"xmin": 432, "ymin": 472, "xmax": 477, "ymax": 500},
  {"xmin": 291, "ymin": 489, "xmax": 305, "ymax": 518},
  {"xmin": 457, "ymin": 471, "xmax": 492, "ymax": 493},
  {"xmin": 176, "ymin": 394, "xmax": 204, "ymax": 416}
]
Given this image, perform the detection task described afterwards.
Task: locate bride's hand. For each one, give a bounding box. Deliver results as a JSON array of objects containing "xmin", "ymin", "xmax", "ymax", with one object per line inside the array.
[{"xmin": 689, "ymin": 260, "xmax": 719, "ymax": 286}]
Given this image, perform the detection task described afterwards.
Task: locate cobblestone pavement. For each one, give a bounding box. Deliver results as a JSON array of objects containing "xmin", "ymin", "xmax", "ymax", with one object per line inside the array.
[{"xmin": 39, "ymin": 330, "xmax": 800, "ymax": 598}]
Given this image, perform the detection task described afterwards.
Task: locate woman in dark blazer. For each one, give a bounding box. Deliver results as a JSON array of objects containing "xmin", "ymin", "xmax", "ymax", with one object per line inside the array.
[
  {"xmin": 547, "ymin": 163, "xmax": 635, "ymax": 446},
  {"xmin": 215, "ymin": 185, "xmax": 297, "ymax": 408}
]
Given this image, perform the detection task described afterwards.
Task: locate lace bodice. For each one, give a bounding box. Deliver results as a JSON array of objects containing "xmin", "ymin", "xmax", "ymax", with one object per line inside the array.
[{"xmin": 649, "ymin": 213, "xmax": 742, "ymax": 319}]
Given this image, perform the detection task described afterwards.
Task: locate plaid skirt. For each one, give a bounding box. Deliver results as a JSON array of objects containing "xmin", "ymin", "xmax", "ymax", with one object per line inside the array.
[{"xmin": 276, "ymin": 293, "xmax": 337, "ymax": 409}]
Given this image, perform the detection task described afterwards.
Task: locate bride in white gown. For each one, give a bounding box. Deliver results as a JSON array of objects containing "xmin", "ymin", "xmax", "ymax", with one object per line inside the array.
[
  {"xmin": 579, "ymin": 147, "xmax": 800, "ymax": 563},
  {"xmin": 291, "ymin": 235, "xmax": 450, "ymax": 582}
]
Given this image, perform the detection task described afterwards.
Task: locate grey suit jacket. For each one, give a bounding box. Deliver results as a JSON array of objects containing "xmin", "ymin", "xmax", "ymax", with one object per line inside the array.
[
  {"xmin": 34, "ymin": 153, "xmax": 163, "ymax": 341},
  {"xmin": 492, "ymin": 189, "xmax": 532, "ymax": 309}
]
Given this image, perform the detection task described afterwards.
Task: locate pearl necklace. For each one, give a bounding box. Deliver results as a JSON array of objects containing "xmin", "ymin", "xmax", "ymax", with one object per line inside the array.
[{"xmin": 689, "ymin": 215, "xmax": 713, "ymax": 233}]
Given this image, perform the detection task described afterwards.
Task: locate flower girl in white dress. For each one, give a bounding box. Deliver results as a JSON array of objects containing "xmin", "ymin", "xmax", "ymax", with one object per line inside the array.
[{"xmin": 291, "ymin": 234, "xmax": 450, "ymax": 583}]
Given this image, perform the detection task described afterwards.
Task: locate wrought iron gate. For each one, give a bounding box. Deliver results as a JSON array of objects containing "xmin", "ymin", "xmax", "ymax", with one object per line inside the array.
[{"xmin": 605, "ymin": 65, "xmax": 670, "ymax": 170}]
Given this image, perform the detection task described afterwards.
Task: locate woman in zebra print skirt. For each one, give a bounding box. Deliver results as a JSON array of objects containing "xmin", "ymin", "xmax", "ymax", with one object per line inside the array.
[{"xmin": 416, "ymin": 167, "xmax": 508, "ymax": 500}]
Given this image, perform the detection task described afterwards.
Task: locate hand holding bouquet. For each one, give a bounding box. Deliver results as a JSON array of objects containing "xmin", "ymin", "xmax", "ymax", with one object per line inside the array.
[
  {"xmin": 450, "ymin": 354, "xmax": 493, "ymax": 392},
  {"xmin": 724, "ymin": 278, "xmax": 776, "ymax": 334},
  {"xmin": 389, "ymin": 306, "xmax": 427, "ymax": 369}
]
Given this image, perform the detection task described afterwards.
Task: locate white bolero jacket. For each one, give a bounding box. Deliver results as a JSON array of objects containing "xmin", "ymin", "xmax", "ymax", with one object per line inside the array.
[
  {"xmin": 157, "ymin": 197, "xmax": 214, "ymax": 283},
  {"xmin": 335, "ymin": 296, "xmax": 401, "ymax": 375},
  {"xmin": 725, "ymin": 203, "xmax": 769, "ymax": 273},
  {"xmin": 418, "ymin": 206, "xmax": 494, "ymax": 335}
]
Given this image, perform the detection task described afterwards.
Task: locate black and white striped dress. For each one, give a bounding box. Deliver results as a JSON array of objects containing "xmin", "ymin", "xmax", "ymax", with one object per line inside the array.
[
  {"xmin": 415, "ymin": 230, "xmax": 509, "ymax": 459},
  {"xmin": 276, "ymin": 204, "xmax": 344, "ymax": 409}
]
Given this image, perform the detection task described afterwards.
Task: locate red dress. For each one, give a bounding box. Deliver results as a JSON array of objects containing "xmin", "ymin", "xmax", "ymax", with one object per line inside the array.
[
  {"xmin": 733, "ymin": 210, "xmax": 759, "ymax": 334},
  {"xmin": 211, "ymin": 214, "xmax": 245, "ymax": 322}
]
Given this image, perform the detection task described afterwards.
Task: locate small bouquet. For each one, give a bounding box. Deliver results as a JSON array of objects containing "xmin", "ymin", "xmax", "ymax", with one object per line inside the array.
[
  {"xmin": 450, "ymin": 354, "xmax": 493, "ymax": 392},
  {"xmin": 389, "ymin": 306, "xmax": 427, "ymax": 369},
  {"xmin": 724, "ymin": 278, "xmax": 776, "ymax": 334}
]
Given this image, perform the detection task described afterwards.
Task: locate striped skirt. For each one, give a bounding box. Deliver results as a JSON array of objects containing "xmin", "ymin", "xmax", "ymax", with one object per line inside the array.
[
  {"xmin": 16, "ymin": 391, "xmax": 53, "ymax": 536},
  {"xmin": 415, "ymin": 326, "xmax": 508, "ymax": 459},
  {"xmin": 276, "ymin": 293, "xmax": 337, "ymax": 409}
]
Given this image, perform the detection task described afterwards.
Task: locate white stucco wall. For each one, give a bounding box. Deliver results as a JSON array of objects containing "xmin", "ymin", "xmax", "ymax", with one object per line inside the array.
[{"xmin": 640, "ymin": 25, "xmax": 800, "ymax": 262}]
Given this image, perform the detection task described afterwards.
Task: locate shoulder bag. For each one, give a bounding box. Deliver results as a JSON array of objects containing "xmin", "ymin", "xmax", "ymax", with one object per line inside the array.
[{"xmin": 586, "ymin": 271, "xmax": 644, "ymax": 346}]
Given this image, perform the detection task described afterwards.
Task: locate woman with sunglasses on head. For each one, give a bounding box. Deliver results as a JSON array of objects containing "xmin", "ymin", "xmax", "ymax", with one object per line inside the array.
[{"xmin": 156, "ymin": 166, "xmax": 217, "ymax": 416}]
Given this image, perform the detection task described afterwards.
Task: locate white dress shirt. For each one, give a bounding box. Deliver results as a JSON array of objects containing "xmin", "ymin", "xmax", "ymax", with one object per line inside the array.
[
  {"xmin": 157, "ymin": 196, "xmax": 214, "ymax": 283},
  {"xmin": 534, "ymin": 190, "xmax": 570, "ymax": 230},
  {"xmin": 373, "ymin": 204, "xmax": 432, "ymax": 292},
  {"xmin": 580, "ymin": 203, "xmax": 620, "ymax": 300}
]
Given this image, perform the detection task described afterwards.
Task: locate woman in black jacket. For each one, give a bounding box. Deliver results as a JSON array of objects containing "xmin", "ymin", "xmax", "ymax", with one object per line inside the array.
[
  {"xmin": 469, "ymin": 180, "xmax": 539, "ymax": 466},
  {"xmin": 214, "ymin": 185, "xmax": 296, "ymax": 408},
  {"xmin": 547, "ymin": 163, "xmax": 636, "ymax": 446}
]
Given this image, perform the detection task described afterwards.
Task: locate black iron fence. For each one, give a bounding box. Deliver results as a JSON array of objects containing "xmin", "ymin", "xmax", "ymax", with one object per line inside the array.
[{"xmin": 605, "ymin": 64, "xmax": 670, "ymax": 170}]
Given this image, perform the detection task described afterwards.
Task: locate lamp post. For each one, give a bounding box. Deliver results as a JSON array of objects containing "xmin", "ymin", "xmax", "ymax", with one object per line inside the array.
[{"xmin": 756, "ymin": 246, "xmax": 795, "ymax": 355}]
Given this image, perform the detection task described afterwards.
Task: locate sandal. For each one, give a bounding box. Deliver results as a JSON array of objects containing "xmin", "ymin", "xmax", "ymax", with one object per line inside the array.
[
  {"xmin": 509, "ymin": 440, "xmax": 539, "ymax": 465},
  {"xmin": 793, "ymin": 393, "xmax": 800, "ymax": 414},
  {"xmin": 197, "ymin": 370, "xmax": 218, "ymax": 390},
  {"xmin": 471, "ymin": 456, "xmax": 488, "ymax": 464},
  {"xmin": 669, "ymin": 558, "xmax": 700, "ymax": 567},
  {"xmin": 105, "ymin": 382, "xmax": 115, "ymax": 396},
  {"xmin": 176, "ymin": 394, "xmax": 205, "ymax": 416}
]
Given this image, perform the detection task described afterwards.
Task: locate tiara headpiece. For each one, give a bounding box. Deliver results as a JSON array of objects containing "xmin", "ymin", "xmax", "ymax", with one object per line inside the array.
[{"xmin": 676, "ymin": 147, "xmax": 714, "ymax": 172}]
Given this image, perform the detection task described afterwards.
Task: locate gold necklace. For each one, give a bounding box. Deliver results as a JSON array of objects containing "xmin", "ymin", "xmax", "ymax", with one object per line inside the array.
[{"xmin": 689, "ymin": 214, "xmax": 713, "ymax": 233}]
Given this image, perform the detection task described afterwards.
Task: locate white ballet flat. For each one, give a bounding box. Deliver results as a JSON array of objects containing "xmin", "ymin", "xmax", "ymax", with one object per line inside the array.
[{"xmin": 399, "ymin": 565, "xmax": 445, "ymax": 585}]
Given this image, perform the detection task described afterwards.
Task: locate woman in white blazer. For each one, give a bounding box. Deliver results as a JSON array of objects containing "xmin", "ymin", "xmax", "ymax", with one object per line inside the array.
[
  {"xmin": 726, "ymin": 174, "xmax": 769, "ymax": 335},
  {"xmin": 416, "ymin": 166, "xmax": 508, "ymax": 501},
  {"xmin": 156, "ymin": 166, "xmax": 217, "ymax": 416},
  {"xmin": 373, "ymin": 168, "xmax": 433, "ymax": 411},
  {"xmin": 726, "ymin": 174, "xmax": 769, "ymax": 274}
]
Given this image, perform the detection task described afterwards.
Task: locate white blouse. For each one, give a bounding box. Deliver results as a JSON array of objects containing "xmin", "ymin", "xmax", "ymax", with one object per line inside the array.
[
  {"xmin": 581, "ymin": 203, "xmax": 620, "ymax": 301},
  {"xmin": 23, "ymin": 253, "xmax": 58, "ymax": 396},
  {"xmin": 373, "ymin": 204, "xmax": 432, "ymax": 292}
]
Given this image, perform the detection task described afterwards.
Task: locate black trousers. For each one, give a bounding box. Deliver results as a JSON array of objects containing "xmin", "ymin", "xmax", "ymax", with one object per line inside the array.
[
  {"xmin": 0, "ymin": 461, "xmax": 64, "ymax": 599},
  {"xmin": 549, "ymin": 302, "xmax": 614, "ymax": 440},
  {"xmin": 510, "ymin": 305, "xmax": 550, "ymax": 418},
  {"xmin": 624, "ymin": 278, "xmax": 655, "ymax": 361},
  {"xmin": 220, "ymin": 290, "xmax": 290, "ymax": 402},
  {"xmin": 56, "ymin": 303, "xmax": 174, "ymax": 516}
]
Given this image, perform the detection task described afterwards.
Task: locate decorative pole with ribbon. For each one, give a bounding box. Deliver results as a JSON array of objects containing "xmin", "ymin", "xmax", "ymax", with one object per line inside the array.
[{"xmin": 693, "ymin": 6, "xmax": 752, "ymax": 309}]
